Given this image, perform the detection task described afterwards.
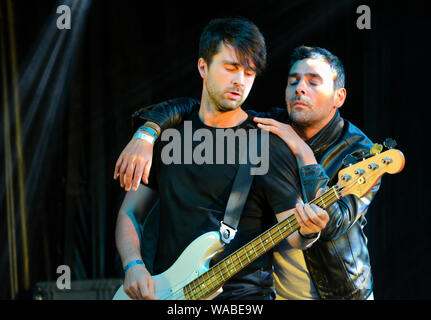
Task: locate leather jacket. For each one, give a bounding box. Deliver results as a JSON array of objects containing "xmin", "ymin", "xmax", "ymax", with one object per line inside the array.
[{"xmin": 133, "ymin": 97, "xmax": 379, "ymax": 299}]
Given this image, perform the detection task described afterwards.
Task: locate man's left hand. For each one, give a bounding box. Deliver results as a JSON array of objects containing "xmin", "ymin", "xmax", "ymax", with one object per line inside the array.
[
  {"xmin": 253, "ymin": 116, "xmax": 317, "ymax": 166},
  {"xmin": 294, "ymin": 202, "xmax": 329, "ymax": 236}
]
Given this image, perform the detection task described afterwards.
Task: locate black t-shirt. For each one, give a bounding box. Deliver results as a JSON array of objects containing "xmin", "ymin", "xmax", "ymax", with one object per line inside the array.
[{"xmin": 147, "ymin": 110, "xmax": 301, "ymax": 299}]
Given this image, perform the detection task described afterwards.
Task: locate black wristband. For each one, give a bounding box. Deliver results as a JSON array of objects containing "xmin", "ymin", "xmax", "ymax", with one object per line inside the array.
[{"xmin": 298, "ymin": 229, "xmax": 319, "ymax": 239}]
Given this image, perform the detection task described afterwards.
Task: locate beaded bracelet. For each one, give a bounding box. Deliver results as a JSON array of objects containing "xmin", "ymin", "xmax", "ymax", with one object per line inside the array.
[{"xmin": 143, "ymin": 122, "xmax": 161, "ymax": 136}]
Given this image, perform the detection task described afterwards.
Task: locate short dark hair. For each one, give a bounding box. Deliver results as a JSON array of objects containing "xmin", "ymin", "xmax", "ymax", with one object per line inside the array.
[
  {"xmin": 198, "ymin": 17, "xmax": 267, "ymax": 75},
  {"xmin": 289, "ymin": 46, "xmax": 345, "ymax": 89}
]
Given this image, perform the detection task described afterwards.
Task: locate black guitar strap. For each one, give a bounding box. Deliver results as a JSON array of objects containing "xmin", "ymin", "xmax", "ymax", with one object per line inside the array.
[{"xmin": 220, "ymin": 130, "xmax": 266, "ymax": 244}]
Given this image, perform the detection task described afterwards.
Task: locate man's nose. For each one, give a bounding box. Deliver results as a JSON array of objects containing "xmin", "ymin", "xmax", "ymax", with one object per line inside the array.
[
  {"xmin": 295, "ymin": 79, "xmax": 307, "ymax": 95},
  {"xmin": 233, "ymin": 71, "xmax": 245, "ymax": 87}
]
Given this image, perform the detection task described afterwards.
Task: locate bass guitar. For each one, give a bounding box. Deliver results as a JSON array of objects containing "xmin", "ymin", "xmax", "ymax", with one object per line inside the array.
[{"xmin": 113, "ymin": 147, "xmax": 405, "ymax": 300}]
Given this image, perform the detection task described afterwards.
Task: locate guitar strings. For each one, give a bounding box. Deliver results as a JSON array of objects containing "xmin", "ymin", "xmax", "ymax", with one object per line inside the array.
[
  {"xmin": 180, "ymin": 211, "xmax": 303, "ymax": 300},
  {"xmin": 181, "ymin": 218, "xmax": 301, "ymax": 300},
  {"xmin": 171, "ymin": 184, "xmax": 343, "ymax": 299},
  {"xmin": 162, "ymin": 217, "xmax": 295, "ymax": 300},
  {"xmin": 179, "ymin": 178, "xmax": 361, "ymax": 299},
  {"xmin": 177, "ymin": 185, "xmax": 342, "ymax": 300},
  {"xmin": 131, "ymin": 166, "xmax": 382, "ymax": 300},
  {"xmin": 163, "ymin": 167, "xmax": 383, "ymax": 300}
]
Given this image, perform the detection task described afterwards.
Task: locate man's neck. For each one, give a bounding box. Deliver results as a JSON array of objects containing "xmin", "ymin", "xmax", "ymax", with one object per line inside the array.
[
  {"xmin": 293, "ymin": 112, "xmax": 337, "ymax": 141},
  {"xmin": 293, "ymin": 123, "xmax": 322, "ymax": 141},
  {"xmin": 199, "ymin": 98, "xmax": 248, "ymax": 128}
]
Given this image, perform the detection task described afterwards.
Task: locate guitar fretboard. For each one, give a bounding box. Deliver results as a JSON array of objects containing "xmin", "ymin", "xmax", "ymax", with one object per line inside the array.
[{"xmin": 183, "ymin": 185, "xmax": 342, "ymax": 300}]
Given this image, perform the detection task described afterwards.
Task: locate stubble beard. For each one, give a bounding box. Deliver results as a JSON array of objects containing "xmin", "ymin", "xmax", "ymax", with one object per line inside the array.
[
  {"xmin": 206, "ymin": 82, "xmax": 243, "ymax": 113},
  {"xmin": 288, "ymin": 107, "xmax": 314, "ymax": 128}
]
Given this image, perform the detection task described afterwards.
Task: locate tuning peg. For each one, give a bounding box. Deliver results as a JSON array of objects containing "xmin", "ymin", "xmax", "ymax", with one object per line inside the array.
[
  {"xmin": 370, "ymin": 143, "xmax": 383, "ymax": 155},
  {"xmin": 383, "ymin": 138, "xmax": 397, "ymax": 149},
  {"xmin": 343, "ymin": 154, "xmax": 358, "ymax": 167}
]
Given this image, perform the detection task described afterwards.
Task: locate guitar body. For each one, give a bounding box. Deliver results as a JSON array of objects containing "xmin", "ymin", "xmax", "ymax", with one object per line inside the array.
[{"xmin": 113, "ymin": 231, "xmax": 224, "ymax": 300}]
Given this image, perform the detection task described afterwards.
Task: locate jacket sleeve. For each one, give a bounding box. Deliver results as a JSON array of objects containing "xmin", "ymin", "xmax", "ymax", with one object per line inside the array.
[
  {"xmin": 131, "ymin": 97, "xmax": 200, "ymax": 131},
  {"xmin": 299, "ymin": 164, "xmax": 380, "ymax": 241},
  {"xmin": 132, "ymin": 100, "xmax": 288, "ymax": 131},
  {"xmin": 247, "ymin": 107, "xmax": 287, "ymax": 122}
]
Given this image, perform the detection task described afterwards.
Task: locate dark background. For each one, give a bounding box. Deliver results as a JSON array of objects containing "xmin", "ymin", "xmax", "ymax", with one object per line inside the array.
[{"xmin": 0, "ymin": 0, "xmax": 429, "ymax": 300}]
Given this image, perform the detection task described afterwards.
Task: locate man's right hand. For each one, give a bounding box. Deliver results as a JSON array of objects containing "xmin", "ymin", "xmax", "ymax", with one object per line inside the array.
[
  {"xmin": 114, "ymin": 137, "xmax": 154, "ymax": 191},
  {"xmin": 123, "ymin": 264, "xmax": 156, "ymax": 300}
]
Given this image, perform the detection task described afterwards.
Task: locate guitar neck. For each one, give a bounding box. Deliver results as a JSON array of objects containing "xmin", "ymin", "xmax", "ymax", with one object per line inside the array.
[{"xmin": 184, "ymin": 185, "xmax": 342, "ymax": 300}]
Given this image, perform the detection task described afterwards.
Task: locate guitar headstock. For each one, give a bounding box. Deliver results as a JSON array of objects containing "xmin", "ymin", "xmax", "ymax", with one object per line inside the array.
[{"xmin": 338, "ymin": 149, "xmax": 405, "ymax": 198}]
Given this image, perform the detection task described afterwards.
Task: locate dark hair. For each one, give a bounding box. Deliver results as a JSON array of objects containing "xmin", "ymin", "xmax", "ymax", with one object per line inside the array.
[
  {"xmin": 198, "ymin": 17, "xmax": 267, "ymax": 75},
  {"xmin": 289, "ymin": 46, "xmax": 345, "ymax": 89}
]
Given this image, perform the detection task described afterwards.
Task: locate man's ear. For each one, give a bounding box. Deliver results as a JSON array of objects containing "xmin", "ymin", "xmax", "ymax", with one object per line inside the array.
[
  {"xmin": 334, "ymin": 88, "xmax": 347, "ymax": 109},
  {"xmin": 198, "ymin": 58, "xmax": 207, "ymax": 79}
]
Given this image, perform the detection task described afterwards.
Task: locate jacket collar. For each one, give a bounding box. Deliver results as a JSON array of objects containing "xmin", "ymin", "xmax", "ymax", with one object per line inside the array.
[{"xmin": 305, "ymin": 110, "xmax": 344, "ymax": 156}]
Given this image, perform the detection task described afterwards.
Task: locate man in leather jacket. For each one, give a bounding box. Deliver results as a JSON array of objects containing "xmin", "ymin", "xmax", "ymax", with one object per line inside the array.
[{"xmin": 114, "ymin": 46, "xmax": 379, "ymax": 299}]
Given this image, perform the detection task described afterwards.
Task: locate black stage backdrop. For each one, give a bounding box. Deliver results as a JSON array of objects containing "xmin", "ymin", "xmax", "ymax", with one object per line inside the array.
[{"xmin": 0, "ymin": 0, "xmax": 429, "ymax": 300}]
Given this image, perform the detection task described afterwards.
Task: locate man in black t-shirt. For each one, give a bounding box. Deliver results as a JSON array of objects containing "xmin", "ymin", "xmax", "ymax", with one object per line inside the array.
[
  {"xmin": 147, "ymin": 110, "xmax": 303, "ymax": 299},
  {"xmin": 115, "ymin": 18, "xmax": 329, "ymax": 300}
]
